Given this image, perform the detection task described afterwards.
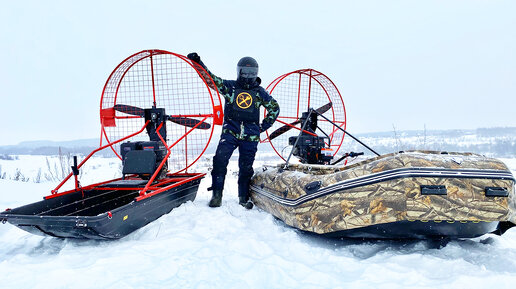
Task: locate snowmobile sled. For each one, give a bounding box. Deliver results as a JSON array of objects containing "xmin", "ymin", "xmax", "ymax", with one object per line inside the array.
[
  {"xmin": 0, "ymin": 50, "xmax": 223, "ymax": 239},
  {"xmin": 250, "ymin": 69, "xmax": 516, "ymax": 239}
]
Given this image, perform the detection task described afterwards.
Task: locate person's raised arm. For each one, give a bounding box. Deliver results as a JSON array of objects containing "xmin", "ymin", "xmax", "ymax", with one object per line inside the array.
[{"xmin": 187, "ymin": 52, "xmax": 231, "ymax": 101}]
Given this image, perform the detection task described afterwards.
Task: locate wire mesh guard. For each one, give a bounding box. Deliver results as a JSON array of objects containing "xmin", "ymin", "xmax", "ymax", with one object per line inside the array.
[
  {"xmin": 100, "ymin": 50, "xmax": 221, "ymax": 174},
  {"xmin": 264, "ymin": 69, "xmax": 346, "ymax": 161}
]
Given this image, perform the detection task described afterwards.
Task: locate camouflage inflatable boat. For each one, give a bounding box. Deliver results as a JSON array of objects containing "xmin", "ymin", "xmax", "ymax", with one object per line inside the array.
[{"xmin": 250, "ymin": 151, "xmax": 516, "ymax": 239}]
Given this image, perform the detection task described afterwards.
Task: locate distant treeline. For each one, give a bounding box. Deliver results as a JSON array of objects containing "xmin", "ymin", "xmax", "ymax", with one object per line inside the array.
[
  {"xmin": 346, "ymin": 141, "xmax": 516, "ymax": 158},
  {"xmin": 343, "ymin": 136, "xmax": 516, "ymax": 158},
  {"xmin": 356, "ymin": 127, "xmax": 516, "ymax": 139},
  {"xmin": 475, "ymin": 127, "xmax": 516, "ymax": 137},
  {"xmin": 0, "ymin": 146, "xmax": 117, "ymax": 157},
  {"xmin": 1, "ymin": 127, "xmax": 515, "ymax": 158}
]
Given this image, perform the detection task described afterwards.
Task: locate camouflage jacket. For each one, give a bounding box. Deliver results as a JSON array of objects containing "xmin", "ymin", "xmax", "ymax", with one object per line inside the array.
[{"xmin": 195, "ymin": 62, "xmax": 280, "ymax": 142}]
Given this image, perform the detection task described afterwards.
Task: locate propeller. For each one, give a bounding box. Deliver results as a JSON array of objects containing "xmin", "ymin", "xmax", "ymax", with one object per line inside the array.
[
  {"xmin": 168, "ymin": 116, "xmax": 211, "ymax": 129},
  {"xmin": 268, "ymin": 102, "xmax": 332, "ymax": 140},
  {"xmin": 114, "ymin": 104, "xmax": 144, "ymax": 117},
  {"xmin": 268, "ymin": 119, "xmax": 301, "ymax": 140},
  {"xmin": 114, "ymin": 104, "xmax": 211, "ymax": 129},
  {"xmin": 315, "ymin": 102, "xmax": 333, "ymax": 115}
]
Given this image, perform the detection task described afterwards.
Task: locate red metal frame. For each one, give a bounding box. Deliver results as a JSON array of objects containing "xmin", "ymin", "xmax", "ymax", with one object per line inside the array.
[
  {"xmin": 50, "ymin": 120, "xmax": 150, "ymax": 195},
  {"xmin": 48, "ymin": 49, "xmax": 220, "ymax": 202},
  {"xmin": 99, "ymin": 50, "xmax": 222, "ymax": 174},
  {"xmin": 274, "ymin": 119, "xmax": 318, "ymax": 137},
  {"xmin": 150, "ymin": 54, "xmax": 157, "ymax": 107},
  {"xmin": 46, "ymin": 173, "xmax": 206, "ymax": 202},
  {"xmin": 307, "ymin": 69, "xmax": 312, "ymax": 109},
  {"xmin": 137, "ymin": 116, "xmax": 208, "ymax": 197},
  {"xmin": 263, "ymin": 69, "xmax": 347, "ymax": 161},
  {"xmin": 135, "ymin": 173, "xmax": 205, "ymax": 201}
]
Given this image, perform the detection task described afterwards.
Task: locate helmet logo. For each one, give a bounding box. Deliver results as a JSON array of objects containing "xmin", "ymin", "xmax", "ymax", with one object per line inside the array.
[{"xmin": 236, "ymin": 92, "xmax": 253, "ymax": 109}]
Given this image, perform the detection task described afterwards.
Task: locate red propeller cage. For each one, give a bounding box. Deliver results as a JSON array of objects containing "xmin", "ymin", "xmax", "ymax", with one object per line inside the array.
[
  {"xmin": 264, "ymin": 69, "xmax": 347, "ymax": 161},
  {"xmin": 99, "ymin": 49, "xmax": 222, "ymax": 174}
]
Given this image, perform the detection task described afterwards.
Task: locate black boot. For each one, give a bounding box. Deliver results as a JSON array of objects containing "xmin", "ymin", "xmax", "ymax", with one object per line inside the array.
[
  {"xmin": 239, "ymin": 196, "xmax": 254, "ymax": 210},
  {"xmin": 209, "ymin": 190, "xmax": 223, "ymax": 207}
]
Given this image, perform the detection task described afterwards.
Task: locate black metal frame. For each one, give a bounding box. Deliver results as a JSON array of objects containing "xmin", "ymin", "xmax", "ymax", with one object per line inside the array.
[{"xmin": 282, "ymin": 108, "xmax": 380, "ymax": 169}]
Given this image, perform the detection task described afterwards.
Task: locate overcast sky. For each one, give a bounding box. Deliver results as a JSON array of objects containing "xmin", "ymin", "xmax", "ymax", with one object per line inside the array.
[{"xmin": 0, "ymin": 0, "xmax": 515, "ymax": 146}]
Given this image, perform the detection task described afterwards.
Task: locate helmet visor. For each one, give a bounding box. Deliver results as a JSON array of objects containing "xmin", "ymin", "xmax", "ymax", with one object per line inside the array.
[{"xmin": 238, "ymin": 65, "xmax": 258, "ymax": 79}]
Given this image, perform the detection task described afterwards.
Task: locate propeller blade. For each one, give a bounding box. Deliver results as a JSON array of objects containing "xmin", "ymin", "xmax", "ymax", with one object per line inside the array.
[
  {"xmin": 113, "ymin": 104, "xmax": 145, "ymax": 117},
  {"xmin": 315, "ymin": 102, "xmax": 332, "ymax": 115},
  {"xmin": 268, "ymin": 119, "xmax": 301, "ymax": 140},
  {"xmin": 114, "ymin": 104, "xmax": 210, "ymax": 129},
  {"xmin": 168, "ymin": 116, "xmax": 211, "ymax": 130},
  {"xmin": 268, "ymin": 102, "xmax": 332, "ymax": 141}
]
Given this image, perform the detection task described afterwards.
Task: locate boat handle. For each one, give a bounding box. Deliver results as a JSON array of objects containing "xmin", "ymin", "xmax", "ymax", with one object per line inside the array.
[
  {"xmin": 485, "ymin": 187, "xmax": 509, "ymax": 197},
  {"xmin": 305, "ymin": 181, "xmax": 322, "ymax": 194},
  {"xmin": 420, "ymin": 185, "xmax": 447, "ymax": 195}
]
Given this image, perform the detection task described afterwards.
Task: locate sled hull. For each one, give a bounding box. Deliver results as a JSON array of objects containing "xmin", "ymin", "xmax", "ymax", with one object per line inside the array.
[{"xmin": 1, "ymin": 175, "xmax": 203, "ymax": 239}]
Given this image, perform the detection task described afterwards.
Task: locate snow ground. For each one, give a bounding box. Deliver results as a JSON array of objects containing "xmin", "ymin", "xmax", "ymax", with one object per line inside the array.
[{"xmin": 1, "ymin": 155, "xmax": 516, "ymax": 289}]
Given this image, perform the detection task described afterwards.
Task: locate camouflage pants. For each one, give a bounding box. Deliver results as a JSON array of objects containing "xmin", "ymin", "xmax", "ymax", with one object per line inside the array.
[{"xmin": 211, "ymin": 133, "xmax": 258, "ymax": 199}]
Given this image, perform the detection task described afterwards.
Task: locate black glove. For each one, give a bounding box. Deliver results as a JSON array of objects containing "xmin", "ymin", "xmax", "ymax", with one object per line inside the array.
[{"xmin": 187, "ymin": 52, "xmax": 201, "ymax": 64}]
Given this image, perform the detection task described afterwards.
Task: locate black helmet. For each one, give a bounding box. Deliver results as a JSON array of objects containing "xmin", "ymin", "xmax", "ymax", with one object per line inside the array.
[{"xmin": 237, "ymin": 56, "xmax": 258, "ymax": 83}]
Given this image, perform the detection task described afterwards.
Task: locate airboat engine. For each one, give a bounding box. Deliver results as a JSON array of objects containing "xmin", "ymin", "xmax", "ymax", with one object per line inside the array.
[
  {"xmin": 288, "ymin": 135, "xmax": 333, "ymax": 165},
  {"xmin": 120, "ymin": 141, "xmax": 168, "ymax": 179},
  {"xmin": 287, "ymin": 110, "xmax": 334, "ymax": 165}
]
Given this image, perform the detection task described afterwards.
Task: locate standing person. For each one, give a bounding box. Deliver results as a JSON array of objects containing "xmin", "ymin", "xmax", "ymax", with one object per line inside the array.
[{"xmin": 187, "ymin": 52, "xmax": 280, "ymax": 209}]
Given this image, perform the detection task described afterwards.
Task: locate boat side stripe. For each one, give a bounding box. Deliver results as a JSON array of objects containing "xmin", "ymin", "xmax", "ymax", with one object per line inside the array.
[{"xmin": 251, "ymin": 168, "xmax": 515, "ymax": 207}]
